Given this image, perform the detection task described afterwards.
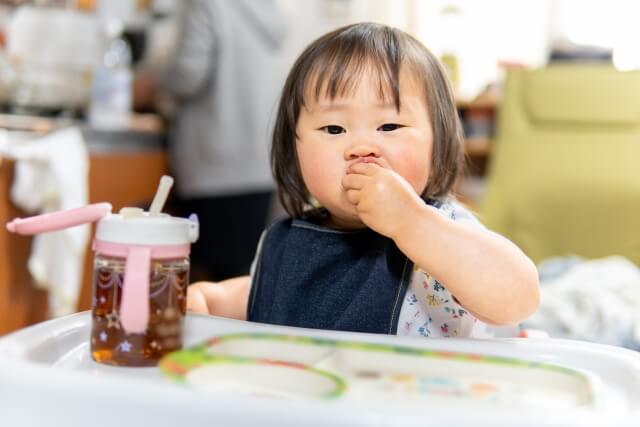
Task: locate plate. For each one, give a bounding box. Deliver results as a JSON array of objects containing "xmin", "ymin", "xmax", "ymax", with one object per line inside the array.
[{"xmin": 160, "ymin": 333, "xmax": 597, "ymax": 409}]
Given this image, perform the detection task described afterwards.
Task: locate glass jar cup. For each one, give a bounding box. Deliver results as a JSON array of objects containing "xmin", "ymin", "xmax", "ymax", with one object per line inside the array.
[{"xmin": 91, "ymin": 255, "xmax": 190, "ymax": 367}]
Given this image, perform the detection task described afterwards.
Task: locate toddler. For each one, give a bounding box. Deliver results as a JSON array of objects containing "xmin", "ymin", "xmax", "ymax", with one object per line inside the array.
[{"xmin": 187, "ymin": 22, "xmax": 540, "ymax": 337}]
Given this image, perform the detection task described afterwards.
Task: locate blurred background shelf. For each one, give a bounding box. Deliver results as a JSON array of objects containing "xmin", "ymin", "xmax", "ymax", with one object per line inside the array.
[
  {"xmin": 464, "ymin": 137, "xmax": 493, "ymax": 157},
  {"xmin": 456, "ymin": 98, "xmax": 498, "ymax": 209}
]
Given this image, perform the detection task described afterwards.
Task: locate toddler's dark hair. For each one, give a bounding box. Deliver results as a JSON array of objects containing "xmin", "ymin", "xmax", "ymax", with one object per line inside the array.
[{"xmin": 271, "ymin": 22, "xmax": 464, "ymax": 217}]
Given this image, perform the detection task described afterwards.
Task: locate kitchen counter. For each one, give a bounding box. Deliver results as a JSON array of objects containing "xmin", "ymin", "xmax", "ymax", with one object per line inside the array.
[
  {"xmin": 83, "ymin": 114, "xmax": 167, "ymax": 152},
  {"xmin": 0, "ymin": 112, "xmax": 166, "ymax": 151}
]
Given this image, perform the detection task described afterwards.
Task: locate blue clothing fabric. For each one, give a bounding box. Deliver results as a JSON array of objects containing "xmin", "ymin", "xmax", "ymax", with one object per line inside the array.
[{"xmin": 247, "ymin": 214, "xmax": 414, "ymax": 334}]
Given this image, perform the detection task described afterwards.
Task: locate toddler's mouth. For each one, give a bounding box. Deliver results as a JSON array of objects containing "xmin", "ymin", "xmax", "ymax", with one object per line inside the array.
[{"xmin": 352, "ymin": 156, "xmax": 383, "ymax": 167}]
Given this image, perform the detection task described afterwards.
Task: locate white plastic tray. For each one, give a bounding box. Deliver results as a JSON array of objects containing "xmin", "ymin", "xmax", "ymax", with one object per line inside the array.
[{"xmin": 1, "ymin": 311, "xmax": 639, "ymax": 426}]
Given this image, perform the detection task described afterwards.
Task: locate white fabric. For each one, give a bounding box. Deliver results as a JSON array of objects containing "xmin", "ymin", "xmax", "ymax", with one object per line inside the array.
[
  {"xmin": 0, "ymin": 127, "xmax": 89, "ymax": 317},
  {"xmin": 524, "ymin": 256, "xmax": 640, "ymax": 348}
]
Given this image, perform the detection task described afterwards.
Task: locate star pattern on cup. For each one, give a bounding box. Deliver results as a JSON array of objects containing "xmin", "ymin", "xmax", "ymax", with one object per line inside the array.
[
  {"xmin": 105, "ymin": 311, "xmax": 121, "ymax": 329},
  {"xmin": 118, "ymin": 340, "xmax": 132, "ymax": 352}
]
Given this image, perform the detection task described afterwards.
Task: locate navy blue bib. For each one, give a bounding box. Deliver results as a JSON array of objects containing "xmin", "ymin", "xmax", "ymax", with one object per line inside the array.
[{"xmin": 247, "ymin": 215, "xmax": 414, "ymax": 334}]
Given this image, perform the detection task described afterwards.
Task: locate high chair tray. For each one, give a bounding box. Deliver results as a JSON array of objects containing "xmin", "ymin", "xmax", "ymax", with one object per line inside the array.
[{"xmin": 0, "ymin": 311, "xmax": 639, "ymax": 427}]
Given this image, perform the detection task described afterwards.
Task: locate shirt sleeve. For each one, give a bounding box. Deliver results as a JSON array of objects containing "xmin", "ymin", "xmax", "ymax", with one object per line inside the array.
[
  {"xmin": 158, "ymin": 0, "xmax": 218, "ymax": 99},
  {"xmin": 436, "ymin": 198, "xmax": 486, "ymax": 229}
]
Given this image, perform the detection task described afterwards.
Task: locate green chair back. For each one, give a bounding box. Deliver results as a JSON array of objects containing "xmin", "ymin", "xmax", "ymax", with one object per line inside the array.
[{"xmin": 480, "ymin": 65, "xmax": 640, "ymax": 264}]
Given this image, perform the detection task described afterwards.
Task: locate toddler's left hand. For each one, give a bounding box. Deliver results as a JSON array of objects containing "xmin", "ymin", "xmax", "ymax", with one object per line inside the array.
[{"xmin": 342, "ymin": 162, "xmax": 424, "ymax": 239}]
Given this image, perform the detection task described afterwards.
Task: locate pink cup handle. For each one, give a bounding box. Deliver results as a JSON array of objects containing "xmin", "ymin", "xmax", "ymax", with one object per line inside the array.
[
  {"xmin": 120, "ymin": 247, "xmax": 151, "ymax": 334},
  {"xmin": 6, "ymin": 202, "xmax": 112, "ymax": 235}
]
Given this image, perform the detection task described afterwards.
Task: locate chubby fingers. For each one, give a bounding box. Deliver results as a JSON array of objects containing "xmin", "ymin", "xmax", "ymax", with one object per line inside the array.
[
  {"xmin": 347, "ymin": 161, "xmax": 382, "ymax": 176},
  {"xmin": 343, "ymin": 162, "xmax": 384, "ymax": 205},
  {"xmin": 342, "ymin": 172, "xmax": 367, "ymax": 190},
  {"xmin": 342, "ymin": 172, "xmax": 367, "ymax": 204},
  {"xmin": 345, "ymin": 189, "xmax": 360, "ymax": 204}
]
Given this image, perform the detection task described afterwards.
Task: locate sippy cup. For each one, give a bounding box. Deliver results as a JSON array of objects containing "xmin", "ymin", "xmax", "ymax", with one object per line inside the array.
[{"xmin": 6, "ymin": 176, "xmax": 199, "ymax": 367}]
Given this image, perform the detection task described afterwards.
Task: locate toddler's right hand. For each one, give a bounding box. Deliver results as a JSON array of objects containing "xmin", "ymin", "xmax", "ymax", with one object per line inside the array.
[
  {"xmin": 186, "ymin": 281, "xmax": 216, "ymax": 315},
  {"xmin": 185, "ymin": 276, "xmax": 250, "ymax": 320}
]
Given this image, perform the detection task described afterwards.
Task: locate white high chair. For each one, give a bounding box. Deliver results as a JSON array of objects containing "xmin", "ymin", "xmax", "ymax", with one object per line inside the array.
[{"xmin": 0, "ymin": 312, "xmax": 638, "ymax": 426}]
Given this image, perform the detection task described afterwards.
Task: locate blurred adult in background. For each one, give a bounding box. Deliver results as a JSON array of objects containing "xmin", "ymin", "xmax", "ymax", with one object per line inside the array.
[{"xmin": 135, "ymin": 0, "xmax": 288, "ymax": 281}]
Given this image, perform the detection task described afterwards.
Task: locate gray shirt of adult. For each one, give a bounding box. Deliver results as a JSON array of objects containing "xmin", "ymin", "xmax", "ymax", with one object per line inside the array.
[{"xmin": 159, "ymin": 0, "xmax": 288, "ymax": 197}]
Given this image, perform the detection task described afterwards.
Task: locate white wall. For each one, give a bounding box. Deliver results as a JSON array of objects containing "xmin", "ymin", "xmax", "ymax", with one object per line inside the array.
[
  {"xmin": 411, "ymin": 0, "xmax": 553, "ymax": 99},
  {"xmin": 278, "ymin": 0, "xmax": 553, "ymax": 100},
  {"xmin": 277, "ymin": 0, "xmax": 410, "ymax": 68},
  {"xmin": 550, "ymin": 0, "xmax": 640, "ymax": 71}
]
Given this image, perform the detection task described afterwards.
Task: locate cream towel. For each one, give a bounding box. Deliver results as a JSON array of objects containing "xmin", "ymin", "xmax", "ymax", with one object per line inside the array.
[{"xmin": 1, "ymin": 127, "xmax": 89, "ymax": 317}]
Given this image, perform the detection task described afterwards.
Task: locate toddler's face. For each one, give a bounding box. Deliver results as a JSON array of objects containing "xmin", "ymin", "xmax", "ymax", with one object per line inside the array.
[{"xmin": 296, "ymin": 70, "xmax": 433, "ymax": 228}]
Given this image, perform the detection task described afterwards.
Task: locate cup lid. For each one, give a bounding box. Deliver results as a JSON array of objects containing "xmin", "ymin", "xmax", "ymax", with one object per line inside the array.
[
  {"xmin": 7, "ymin": 203, "xmax": 199, "ymax": 246},
  {"xmin": 95, "ymin": 208, "xmax": 199, "ymax": 246}
]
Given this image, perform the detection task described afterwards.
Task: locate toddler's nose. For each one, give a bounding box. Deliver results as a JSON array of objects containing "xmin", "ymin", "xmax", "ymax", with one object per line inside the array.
[{"xmin": 345, "ymin": 141, "xmax": 381, "ymax": 160}]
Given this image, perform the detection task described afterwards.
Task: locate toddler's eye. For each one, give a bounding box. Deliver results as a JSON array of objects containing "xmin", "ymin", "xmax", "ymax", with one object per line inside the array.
[
  {"xmin": 320, "ymin": 125, "xmax": 346, "ymax": 135},
  {"xmin": 378, "ymin": 123, "xmax": 403, "ymax": 132}
]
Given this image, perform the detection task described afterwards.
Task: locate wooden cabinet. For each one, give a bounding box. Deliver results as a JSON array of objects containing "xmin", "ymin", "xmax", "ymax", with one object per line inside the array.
[
  {"xmin": 0, "ymin": 148, "xmax": 168, "ymax": 335},
  {"xmin": 0, "ymin": 161, "xmax": 49, "ymax": 335}
]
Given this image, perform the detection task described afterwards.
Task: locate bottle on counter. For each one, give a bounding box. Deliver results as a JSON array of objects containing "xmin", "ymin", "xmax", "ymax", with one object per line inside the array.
[{"xmin": 88, "ymin": 21, "xmax": 132, "ymax": 130}]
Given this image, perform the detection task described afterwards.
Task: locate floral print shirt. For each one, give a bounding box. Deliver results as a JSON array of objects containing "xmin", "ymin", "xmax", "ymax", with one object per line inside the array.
[{"xmin": 396, "ymin": 198, "xmax": 491, "ymax": 338}]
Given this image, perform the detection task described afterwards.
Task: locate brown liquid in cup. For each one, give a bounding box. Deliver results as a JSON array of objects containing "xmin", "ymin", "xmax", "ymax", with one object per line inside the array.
[{"xmin": 90, "ymin": 257, "xmax": 189, "ymax": 367}]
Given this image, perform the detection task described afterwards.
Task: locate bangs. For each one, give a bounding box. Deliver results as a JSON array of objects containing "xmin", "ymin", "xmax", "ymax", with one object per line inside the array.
[{"xmin": 297, "ymin": 24, "xmax": 404, "ymax": 110}]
